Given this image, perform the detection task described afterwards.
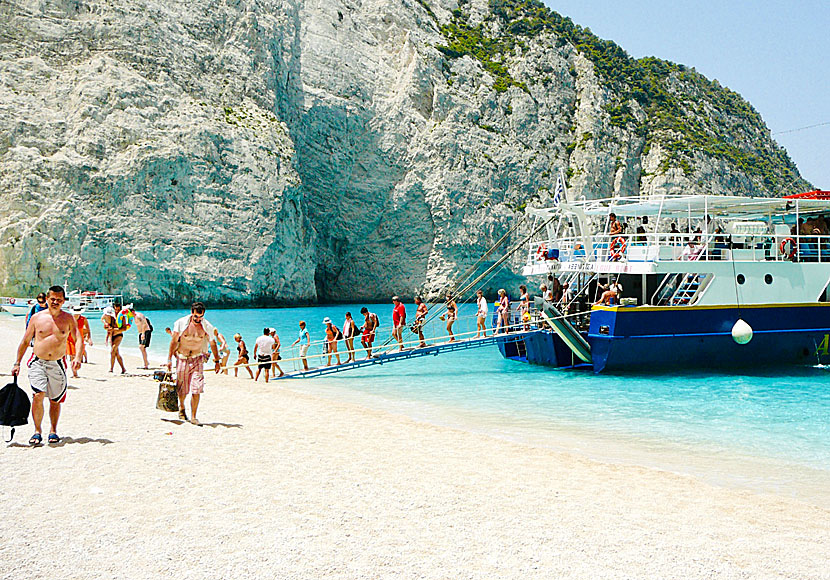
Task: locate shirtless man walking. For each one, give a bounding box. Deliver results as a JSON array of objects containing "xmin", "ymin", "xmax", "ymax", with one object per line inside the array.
[
  {"xmin": 134, "ymin": 310, "xmax": 153, "ymax": 369},
  {"xmin": 11, "ymin": 286, "xmax": 84, "ymax": 445},
  {"xmin": 166, "ymin": 302, "xmax": 221, "ymax": 426}
]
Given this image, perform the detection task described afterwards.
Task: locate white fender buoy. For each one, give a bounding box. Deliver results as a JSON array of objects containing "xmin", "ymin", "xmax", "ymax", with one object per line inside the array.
[{"xmin": 732, "ymin": 319, "xmax": 753, "ymax": 345}]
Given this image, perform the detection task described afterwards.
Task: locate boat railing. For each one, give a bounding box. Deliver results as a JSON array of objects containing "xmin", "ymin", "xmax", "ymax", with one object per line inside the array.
[{"xmin": 530, "ymin": 231, "xmax": 830, "ymax": 264}]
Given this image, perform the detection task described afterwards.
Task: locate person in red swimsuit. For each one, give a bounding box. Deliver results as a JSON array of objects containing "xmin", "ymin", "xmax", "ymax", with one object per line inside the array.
[{"xmin": 392, "ymin": 296, "xmax": 406, "ymax": 351}]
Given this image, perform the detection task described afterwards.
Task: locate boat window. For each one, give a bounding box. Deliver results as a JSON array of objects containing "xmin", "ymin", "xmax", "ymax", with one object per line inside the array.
[
  {"xmin": 736, "ymin": 274, "xmax": 746, "ymax": 285},
  {"xmin": 764, "ymin": 274, "xmax": 773, "ymax": 285}
]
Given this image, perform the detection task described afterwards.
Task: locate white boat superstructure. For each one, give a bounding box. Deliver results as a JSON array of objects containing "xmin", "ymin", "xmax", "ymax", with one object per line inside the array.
[{"xmin": 522, "ymin": 192, "xmax": 830, "ymax": 307}]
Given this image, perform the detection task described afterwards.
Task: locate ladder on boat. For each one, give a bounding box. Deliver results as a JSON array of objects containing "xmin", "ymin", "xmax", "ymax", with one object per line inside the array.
[{"xmin": 670, "ymin": 273, "xmax": 707, "ymax": 305}]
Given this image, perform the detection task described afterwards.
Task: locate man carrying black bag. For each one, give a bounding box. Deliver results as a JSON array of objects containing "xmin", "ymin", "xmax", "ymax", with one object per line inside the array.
[
  {"xmin": 0, "ymin": 375, "xmax": 30, "ymax": 443},
  {"xmin": 11, "ymin": 285, "xmax": 84, "ymax": 445}
]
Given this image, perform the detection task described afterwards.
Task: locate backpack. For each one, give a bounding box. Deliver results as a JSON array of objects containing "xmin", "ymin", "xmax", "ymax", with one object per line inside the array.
[
  {"xmin": 147, "ymin": 318, "xmax": 154, "ymax": 332},
  {"xmin": 0, "ymin": 375, "xmax": 30, "ymax": 442},
  {"xmin": 331, "ymin": 324, "xmax": 344, "ymax": 341}
]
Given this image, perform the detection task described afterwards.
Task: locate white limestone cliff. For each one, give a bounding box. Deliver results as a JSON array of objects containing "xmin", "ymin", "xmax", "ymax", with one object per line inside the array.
[{"xmin": 0, "ymin": 0, "xmax": 809, "ymax": 304}]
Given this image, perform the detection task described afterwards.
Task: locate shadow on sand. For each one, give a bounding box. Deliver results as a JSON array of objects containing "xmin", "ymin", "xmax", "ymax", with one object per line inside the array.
[
  {"xmin": 8, "ymin": 436, "xmax": 114, "ymax": 448},
  {"xmin": 161, "ymin": 418, "xmax": 242, "ymax": 429}
]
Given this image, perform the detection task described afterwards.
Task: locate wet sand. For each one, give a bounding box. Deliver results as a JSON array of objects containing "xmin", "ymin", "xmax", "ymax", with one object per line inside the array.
[{"xmin": 1, "ymin": 314, "xmax": 828, "ymax": 579}]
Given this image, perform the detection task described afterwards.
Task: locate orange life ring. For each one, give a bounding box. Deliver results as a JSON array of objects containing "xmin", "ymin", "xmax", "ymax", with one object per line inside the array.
[
  {"xmin": 779, "ymin": 237, "xmax": 797, "ymax": 260},
  {"xmin": 609, "ymin": 236, "xmax": 627, "ymax": 261},
  {"xmin": 536, "ymin": 244, "xmax": 547, "ymax": 261}
]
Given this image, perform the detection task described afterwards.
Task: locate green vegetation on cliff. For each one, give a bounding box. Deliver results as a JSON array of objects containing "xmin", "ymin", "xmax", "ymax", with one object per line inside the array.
[{"xmin": 436, "ymin": 0, "xmax": 805, "ymax": 191}]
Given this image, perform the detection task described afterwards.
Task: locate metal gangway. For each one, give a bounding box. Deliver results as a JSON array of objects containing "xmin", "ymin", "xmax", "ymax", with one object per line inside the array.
[{"xmin": 225, "ymin": 313, "xmax": 540, "ymax": 380}]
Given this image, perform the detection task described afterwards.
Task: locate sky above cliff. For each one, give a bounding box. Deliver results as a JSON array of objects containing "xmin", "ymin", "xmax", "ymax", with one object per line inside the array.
[{"xmin": 547, "ymin": 0, "xmax": 830, "ymax": 191}]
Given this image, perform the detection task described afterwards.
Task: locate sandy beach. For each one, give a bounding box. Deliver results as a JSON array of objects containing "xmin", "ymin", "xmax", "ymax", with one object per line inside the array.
[{"xmin": 1, "ymin": 314, "xmax": 828, "ymax": 579}]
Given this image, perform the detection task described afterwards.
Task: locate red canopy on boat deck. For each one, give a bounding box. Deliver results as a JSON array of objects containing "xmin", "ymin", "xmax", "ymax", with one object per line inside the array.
[{"xmin": 783, "ymin": 190, "xmax": 830, "ymax": 200}]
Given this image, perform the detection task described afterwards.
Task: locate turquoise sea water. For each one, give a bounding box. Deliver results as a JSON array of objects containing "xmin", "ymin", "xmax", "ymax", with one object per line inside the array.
[{"xmin": 88, "ymin": 304, "xmax": 830, "ymax": 503}]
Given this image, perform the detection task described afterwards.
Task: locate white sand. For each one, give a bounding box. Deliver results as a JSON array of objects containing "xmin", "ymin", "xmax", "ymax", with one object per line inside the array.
[{"xmin": 1, "ymin": 314, "xmax": 828, "ymax": 579}]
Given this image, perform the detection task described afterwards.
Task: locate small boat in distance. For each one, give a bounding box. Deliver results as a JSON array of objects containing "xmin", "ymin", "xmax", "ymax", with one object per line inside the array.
[
  {"xmin": 497, "ymin": 189, "xmax": 830, "ymax": 372},
  {"xmin": 0, "ymin": 290, "xmax": 123, "ymax": 316}
]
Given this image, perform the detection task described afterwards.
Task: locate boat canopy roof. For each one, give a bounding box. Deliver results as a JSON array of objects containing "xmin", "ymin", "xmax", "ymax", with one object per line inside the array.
[{"xmin": 528, "ymin": 194, "xmax": 830, "ymax": 220}]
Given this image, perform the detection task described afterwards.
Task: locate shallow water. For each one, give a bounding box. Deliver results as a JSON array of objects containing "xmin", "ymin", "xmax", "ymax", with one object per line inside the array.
[{"xmin": 87, "ymin": 304, "xmax": 830, "ymax": 504}]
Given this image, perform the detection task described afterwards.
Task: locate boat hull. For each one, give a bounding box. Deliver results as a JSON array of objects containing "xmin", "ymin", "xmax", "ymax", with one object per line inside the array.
[{"xmin": 588, "ymin": 303, "xmax": 830, "ymax": 372}]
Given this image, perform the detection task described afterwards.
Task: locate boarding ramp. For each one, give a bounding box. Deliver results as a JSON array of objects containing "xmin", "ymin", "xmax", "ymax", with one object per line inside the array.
[
  {"xmin": 224, "ymin": 312, "xmax": 536, "ymax": 380},
  {"xmin": 533, "ymin": 297, "xmax": 592, "ymax": 363}
]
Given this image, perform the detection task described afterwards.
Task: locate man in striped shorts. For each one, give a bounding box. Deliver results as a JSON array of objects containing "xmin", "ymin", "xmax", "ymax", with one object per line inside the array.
[{"xmin": 12, "ymin": 285, "xmax": 84, "ymax": 445}]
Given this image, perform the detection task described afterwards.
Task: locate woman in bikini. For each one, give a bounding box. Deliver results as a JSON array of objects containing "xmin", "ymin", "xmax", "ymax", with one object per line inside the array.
[{"xmin": 233, "ymin": 333, "xmax": 254, "ymax": 378}]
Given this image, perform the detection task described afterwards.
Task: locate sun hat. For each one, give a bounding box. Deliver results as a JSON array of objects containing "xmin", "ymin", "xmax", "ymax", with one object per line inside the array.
[{"xmin": 323, "ymin": 317, "xmax": 332, "ymax": 324}]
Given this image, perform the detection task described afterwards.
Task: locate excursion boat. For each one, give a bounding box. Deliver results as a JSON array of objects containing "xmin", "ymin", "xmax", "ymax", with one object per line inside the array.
[
  {"xmin": 63, "ymin": 290, "xmax": 123, "ymax": 314},
  {"xmin": 497, "ymin": 189, "xmax": 830, "ymax": 372}
]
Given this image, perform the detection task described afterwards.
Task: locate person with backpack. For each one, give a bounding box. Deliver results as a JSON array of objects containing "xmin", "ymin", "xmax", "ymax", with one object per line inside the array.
[
  {"xmin": 11, "ymin": 285, "xmax": 84, "ymax": 445},
  {"xmin": 323, "ymin": 317, "xmax": 342, "ymax": 366},
  {"xmin": 360, "ymin": 307, "xmax": 379, "ymax": 359}
]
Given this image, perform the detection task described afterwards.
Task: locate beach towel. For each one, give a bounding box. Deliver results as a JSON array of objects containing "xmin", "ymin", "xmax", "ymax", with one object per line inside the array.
[{"xmin": 0, "ymin": 375, "xmax": 30, "ymax": 442}]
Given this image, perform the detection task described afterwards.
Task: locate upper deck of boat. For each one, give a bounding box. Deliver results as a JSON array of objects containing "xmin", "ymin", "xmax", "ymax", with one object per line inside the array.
[{"xmin": 523, "ymin": 192, "xmax": 830, "ymax": 275}]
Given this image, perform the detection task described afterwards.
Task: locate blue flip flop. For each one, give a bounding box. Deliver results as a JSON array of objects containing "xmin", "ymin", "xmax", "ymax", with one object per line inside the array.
[
  {"xmin": 47, "ymin": 433, "xmax": 60, "ymax": 444},
  {"xmin": 29, "ymin": 433, "xmax": 42, "ymax": 445}
]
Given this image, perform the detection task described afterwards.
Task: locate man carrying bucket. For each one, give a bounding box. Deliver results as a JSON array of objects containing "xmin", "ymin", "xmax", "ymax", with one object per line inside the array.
[{"xmin": 166, "ymin": 302, "xmax": 221, "ymax": 426}]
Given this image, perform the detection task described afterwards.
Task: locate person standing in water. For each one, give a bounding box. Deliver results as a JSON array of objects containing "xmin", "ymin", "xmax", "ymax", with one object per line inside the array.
[
  {"xmin": 12, "ymin": 286, "xmax": 84, "ymax": 445},
  {"xmin": 166, "ymin": 302, "xmax": 221, "ymax": 425}
]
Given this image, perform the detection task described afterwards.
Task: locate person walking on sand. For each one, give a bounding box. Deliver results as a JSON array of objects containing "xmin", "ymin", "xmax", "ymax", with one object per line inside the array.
[
  {"xmin": 75, "ymin": 308, "xmax": 92, "ymax": 363},
  {"xmin": 342, "ymin": 312, "xmax": 358, "ymax": 362},
  {"xmin": 360, "ymin": 307, "xmax": 379, "ymax": 359},
  {"xmin": 392, "ymin": 296, "xmax": 406, "ymax": 351},
  {"xmin": 65, "ymin": 307, "xmax": 90, "ymax": 378},
  {"xmin": 269, "ymin": 328, "xmax": 285, "ymax": 377},
  {"xmin": 12, "ymin": 286, "xmax": 84, "ymax": 445},
  {"xmin": 253, "ymin": 327, "xmax": 276, "ymax": 383},
  {"xmin": 323, "ymin": 317, "xmax": 342, "ymax": 366},
  {"xmin": 102, "ymin": 300, "xmax": 127, "ymax": 374},
  {"xmin": 25, "ymin": 292, "xmax": 47, "ymax": 328},
  {"xmin": 414, "ymin": 297, "xmax": 428, "ymax": 348},
  {"xmin": 232, "ymin": 333, "xmax": 254, "ymax": 378},
  {"xmin": 213, "ymin": 328, "xmax": 231, "ymax": 375},
  {"xmin": 134, "ymin": 310, "xmax": 153, "ymax": 369},
  {"xmin": 475, "ymin": 290, "xmax": 488, "ymax": 338},
  {"xmin": 166, "ymin": 302, "xmax": 221, "ymax": 425},
  {"xmin": 291, "ymin": 321, "xmax": 311, "ymax": 371}
]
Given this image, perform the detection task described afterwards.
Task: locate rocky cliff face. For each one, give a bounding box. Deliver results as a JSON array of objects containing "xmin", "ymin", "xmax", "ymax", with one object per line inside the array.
[{"xmin": 0, "ymin": 0, "xmax": 810, "ymax": 305}]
